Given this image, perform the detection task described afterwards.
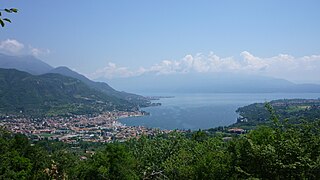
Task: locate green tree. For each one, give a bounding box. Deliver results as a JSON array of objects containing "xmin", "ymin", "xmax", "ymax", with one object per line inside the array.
[
  {"xmin": 127, "ymin": 133, "xmax": 188, "ymax": 179},
  {"xmin": 0, "ymin": 150, "xmax": 32, "ymax": 180},
  {"xmin": 227, "ymin": 103, "xmax": 320, "ymax": 179},
  {"xmin": 74, "ymin": 143, "xmax": 138, "ymax": 180}
]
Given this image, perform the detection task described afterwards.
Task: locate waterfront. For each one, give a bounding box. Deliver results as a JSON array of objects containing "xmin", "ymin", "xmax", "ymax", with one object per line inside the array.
[
  {"xmin": 0, "ymin": 111, "xmax": 171, "ymax": 143},
  {"xmin": 119, "ymin": 93, "xmax": 320, "ymax": 130}
]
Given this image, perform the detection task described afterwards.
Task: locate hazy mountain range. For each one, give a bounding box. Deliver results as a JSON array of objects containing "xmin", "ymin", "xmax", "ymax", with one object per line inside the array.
[
  {"xmin": 1, "ymin": 52, "xmax": 320, "ymax": 98},
  {"xmin": 103, "ymin": 72, "xmax": 320, "ymax": 94}
]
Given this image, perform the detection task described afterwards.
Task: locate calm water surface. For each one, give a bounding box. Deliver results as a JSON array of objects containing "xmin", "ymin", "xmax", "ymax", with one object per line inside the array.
[{"xmin": 119, "ymin": 93, "xmax": 320, "ymax": 130}]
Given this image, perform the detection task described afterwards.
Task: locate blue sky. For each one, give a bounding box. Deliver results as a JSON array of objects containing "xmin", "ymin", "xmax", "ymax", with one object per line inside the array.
[{"xmin": 1, "ymin": 1, "xmax": 320, "ymax": 83}]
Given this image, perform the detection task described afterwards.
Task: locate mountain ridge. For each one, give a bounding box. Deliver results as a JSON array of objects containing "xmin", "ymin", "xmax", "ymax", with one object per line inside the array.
[
  {"xmin": 0, "ymin": 68, "xmax": 137, "ymax": 116},
  {"xmin": 49, "ymin": 66, "xmax": 150, "ymax": 106},
  {"xmin": 0, "ymin": 53, "xmax": 151, "ymax": 107}
]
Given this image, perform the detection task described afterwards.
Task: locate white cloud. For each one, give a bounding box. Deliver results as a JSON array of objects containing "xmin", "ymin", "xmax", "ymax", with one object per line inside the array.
[
  {"xmin": 91, "ymin": 62, "xmax": 146, "ymax": 79},
  {"xmin": 0, "ymin": 39, "xmax": 24, "ymax": 54},
  {"xmin": 0, "ymin": 39, "xmax": 50, "ymax": 57},
  {"xmin": 92, "ymin": 51, "xmax": 320, "ymax": 83},
  {"xmin": 240, "ymin": 51, "xmax": 269, "ymax": 71},
  {"xmin": 29, "ymin": 46, "xmax": 51, "ymax": 57}
]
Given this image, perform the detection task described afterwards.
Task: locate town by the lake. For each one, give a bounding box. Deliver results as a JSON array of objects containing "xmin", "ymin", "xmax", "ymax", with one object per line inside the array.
[{"xmin": 0, "ymin": 111, "xmax": 173, "ymax": 143}]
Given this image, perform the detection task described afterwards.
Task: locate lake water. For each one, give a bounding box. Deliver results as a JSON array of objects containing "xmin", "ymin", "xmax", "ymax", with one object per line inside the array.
[{"xmin": 119, "ymin": 93, "xmax": 320, "ymax": 130}]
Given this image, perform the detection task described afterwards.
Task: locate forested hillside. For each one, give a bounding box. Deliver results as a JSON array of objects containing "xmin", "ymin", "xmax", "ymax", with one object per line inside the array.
[{"xmin": 0, "ymin": 68, "xmax": 137, "ymax": 116}]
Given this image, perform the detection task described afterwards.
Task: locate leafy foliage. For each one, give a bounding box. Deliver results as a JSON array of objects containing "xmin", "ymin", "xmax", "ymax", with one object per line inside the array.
[{"xmin": 0, "ymin": 8, "xmax": 18, "ymax": 27}]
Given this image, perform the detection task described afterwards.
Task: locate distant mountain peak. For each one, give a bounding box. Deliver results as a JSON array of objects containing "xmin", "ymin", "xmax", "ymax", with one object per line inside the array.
[
  {"xmin": 0, "ymin": 53, "xmax": 53, "ymax": 75},
  {"xmin": 53, "ymin": 66, "xmax": 70, "ymax": 70}
]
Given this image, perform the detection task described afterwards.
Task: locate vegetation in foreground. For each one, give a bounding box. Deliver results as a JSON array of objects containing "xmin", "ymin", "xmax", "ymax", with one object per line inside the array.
[{"xmin": 1, "ymin": 104, "xmax": 320, "ymax": 179}]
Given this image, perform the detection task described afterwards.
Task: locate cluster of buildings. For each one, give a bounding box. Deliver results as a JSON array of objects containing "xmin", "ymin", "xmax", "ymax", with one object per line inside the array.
[
  {"xmin": 271, "ymin": 99, "xmax": 320, "ymax": 107},
  {"xmin": 0, "ymin": 111, "xmax": 171, "ymax": 143}
]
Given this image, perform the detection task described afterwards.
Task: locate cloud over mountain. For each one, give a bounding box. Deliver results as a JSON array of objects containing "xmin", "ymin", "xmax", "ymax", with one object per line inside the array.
[
  {"xmin": 92, "ymin": 51, "xmax": 320, "ymax": 83},
  {"xmin": 0, "ymin": 39, "xmax": 50, "ymax": 57},
  {"xmin": 0, "ymin": 39, "xmax": 24, "ymax": 54}
]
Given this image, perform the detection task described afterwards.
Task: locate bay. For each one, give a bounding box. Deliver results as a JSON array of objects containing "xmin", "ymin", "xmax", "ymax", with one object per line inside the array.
[{"xmin": 119, "ymin": 93, "xmax": 320, "ymax": 130}]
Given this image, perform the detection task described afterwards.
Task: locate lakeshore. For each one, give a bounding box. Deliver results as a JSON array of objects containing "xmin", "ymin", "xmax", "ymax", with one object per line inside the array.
[
  {"xmin": 119, "ymin": 93, "xmax": 320, "ymax": 130},
  {"xmin": 0, "ymin": 111, "xmax": 172, "ymax": 143}
]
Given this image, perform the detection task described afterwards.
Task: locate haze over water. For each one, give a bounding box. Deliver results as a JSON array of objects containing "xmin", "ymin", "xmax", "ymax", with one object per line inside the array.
[{"xmin": 120, "ymin": 93, "xmax": 320, "ymax": 130}]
